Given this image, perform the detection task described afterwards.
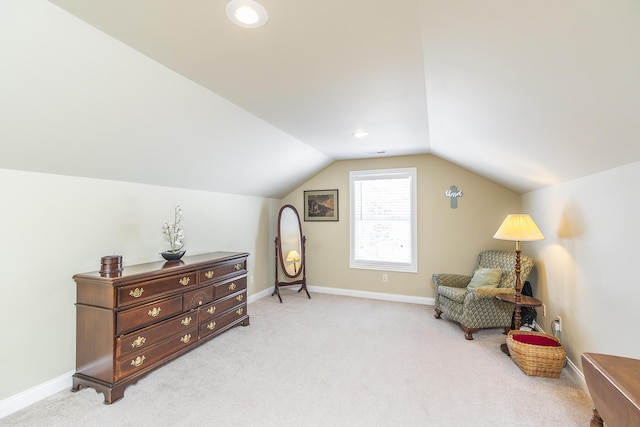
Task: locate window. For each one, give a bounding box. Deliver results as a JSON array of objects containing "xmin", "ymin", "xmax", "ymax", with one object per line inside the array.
[{"xmin": 350, "ymin": 167, "xmax": 417, "ymax": 273}]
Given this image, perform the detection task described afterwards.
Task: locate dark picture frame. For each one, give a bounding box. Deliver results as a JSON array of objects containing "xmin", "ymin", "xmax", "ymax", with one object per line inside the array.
[{"xmin": 304, "ymin": 189, "xmax": 339, "ymax": 221}]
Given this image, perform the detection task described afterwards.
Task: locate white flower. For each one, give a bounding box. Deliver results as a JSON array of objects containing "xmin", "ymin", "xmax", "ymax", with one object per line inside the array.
[{"xmin": 162, "ymin": 205, "xmax": 184, "ymax": 252}]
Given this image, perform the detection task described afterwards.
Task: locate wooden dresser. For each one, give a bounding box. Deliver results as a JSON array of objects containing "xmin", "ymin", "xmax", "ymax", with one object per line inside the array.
[{"xmin": 71, "ymin": 251, "xmax": 250, "ymax": 404}]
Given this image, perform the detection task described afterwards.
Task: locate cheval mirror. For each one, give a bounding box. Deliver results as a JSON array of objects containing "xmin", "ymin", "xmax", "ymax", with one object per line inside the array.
[{"xmin": 273, "ymin": 204, "xmax": 310, "ymax": 303}]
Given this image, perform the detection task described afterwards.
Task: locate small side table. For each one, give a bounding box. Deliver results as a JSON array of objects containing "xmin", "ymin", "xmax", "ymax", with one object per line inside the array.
[{"xmin": 496, "ymin": 293, "xmax": 543, "ymax": 355}]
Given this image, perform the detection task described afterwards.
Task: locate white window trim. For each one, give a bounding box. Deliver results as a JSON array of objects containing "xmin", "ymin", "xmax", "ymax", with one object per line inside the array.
[{"xmin": 349, "ymin": 167, "xmax": 418, "ymax": 273}]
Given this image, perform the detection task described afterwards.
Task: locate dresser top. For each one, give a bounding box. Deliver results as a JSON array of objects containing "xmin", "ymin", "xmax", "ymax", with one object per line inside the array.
[{"xmin": 73, "ymin": 251, "xmax": 249, "ymax": 284}]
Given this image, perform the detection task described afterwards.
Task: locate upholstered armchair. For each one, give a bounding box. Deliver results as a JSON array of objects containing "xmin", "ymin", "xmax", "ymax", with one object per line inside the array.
[{"xmin": 433, "ymin": 250, "xmax": 534, "ymax": 340}]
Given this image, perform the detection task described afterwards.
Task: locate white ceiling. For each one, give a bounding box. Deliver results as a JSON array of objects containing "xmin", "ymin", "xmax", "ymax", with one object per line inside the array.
[{"xmin": 45, "ymin": 0, "xmax": 640, "ymax": 195}]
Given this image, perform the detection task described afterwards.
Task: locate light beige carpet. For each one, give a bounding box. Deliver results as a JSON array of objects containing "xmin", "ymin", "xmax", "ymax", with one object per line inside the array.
[{"xmin": 3, "ymin": 291, "xmax": 593, "ymax": 426}]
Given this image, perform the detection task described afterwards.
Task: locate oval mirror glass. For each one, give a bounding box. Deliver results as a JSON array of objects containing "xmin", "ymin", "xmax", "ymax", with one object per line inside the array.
[{"xmin": 278, "ymin": 205, "xmax": 303, "ymax": 278}]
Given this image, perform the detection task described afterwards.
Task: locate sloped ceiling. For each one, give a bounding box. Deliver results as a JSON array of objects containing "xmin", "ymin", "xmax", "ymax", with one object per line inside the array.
[
  {"xmin": 419, "ymin": 1, "xmax": 640, "ymax": 192},
  {"xmin": 31, "ymin": 1, "xmax": 640, "ymax": 196}
]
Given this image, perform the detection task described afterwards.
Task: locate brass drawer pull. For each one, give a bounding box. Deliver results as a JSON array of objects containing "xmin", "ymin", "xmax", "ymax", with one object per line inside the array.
[
  {"xmin": 236, "ymin": 308, "xmax": 244, "ymax": 316},
  {"xmin": 207, "ymin": 321, "xmax": 216, "ymax": 330},
  {"xmin": 131, "ymin": 336, "xmax": 146, "ymax": 348},
  {"xmin": 129, "ymin": 288, "xmax": 144, "ymax": 298},
  {"xmin": 181, "ymin": 316, "xmax": 192, "ymax": 326},
  {"xmin": 234, "ymin": 263, "xmax": 242, "ymax": 271},
  {"xmin": 236, "ymin": 294, "xmax": 244, "ymax": 302},
  {"xmin": 131, "ymin": 355, "xmax": 145, "ymax": 367},
  {"xmin": 229, "ymin": 282, "xmax": 237, "ymax": 291},
  {"xmin": 207, "ymin": 306, "xmax": 216, "ymax": 315},
  {"xmin": 148, "ymin": 307, "xmax": 161, "ymax": 317},
  {"xmin": 179, "ymin": 277, "xmax": 190, "ymax": 286},
  {"xmin": 205, "ymin": 271, "xmax": 214, "ymax": 279},
  {"xmin": 180, "ymin": 334, "xmax": 191, "ymax": 344}
]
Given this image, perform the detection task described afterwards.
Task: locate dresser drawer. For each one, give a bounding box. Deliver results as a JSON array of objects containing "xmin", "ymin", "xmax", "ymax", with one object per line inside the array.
[
  {"xmin": 118, "ymin": 272, "xmax": 197, "ymax": 307},
  {"xmin": 116, "ymin": 312, "xmax": 197, "ymax": 358},
  {"xmin": 116, "ymin": 295, "xmax": 184, "ymax": 335},
  {"xmin": 199, "ymin": 303, "xmax": 247, "ymax": 339},
  {"xmin": 199, "ymin": 259, "xmax": 247, "ymax": 285},
  {"xmin": 214, "ymin": 276, "xmax": 247, "ymax": 300},
  {"xmin": 115, "ymin": 328, "xmax": 197, "ymax": 381},
  {"xmin": 199, "ymin": 291, "xmax": 246, "ymax": 323},
  {"xmin": 182, "ymin": 285, "xmax": 214, "ymax": 311}
]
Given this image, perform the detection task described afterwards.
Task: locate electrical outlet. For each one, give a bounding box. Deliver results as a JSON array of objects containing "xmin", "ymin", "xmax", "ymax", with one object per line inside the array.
[
  {"xmin": 552, "ymin": 315, "xmax": 562, "ymax": 334},
  {"xmin": 382, "ymin": 274, "xmax": 388, "ymax": 283}
]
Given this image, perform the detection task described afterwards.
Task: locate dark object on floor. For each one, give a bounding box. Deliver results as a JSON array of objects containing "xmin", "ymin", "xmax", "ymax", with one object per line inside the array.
[{"xmin": 512, "ymin": 281, "xmax": 537, "ymax": 329}]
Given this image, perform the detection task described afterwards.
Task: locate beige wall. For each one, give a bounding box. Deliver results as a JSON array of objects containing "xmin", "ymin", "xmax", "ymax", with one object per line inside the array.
[
  {"xmin": 0, "ymin": 169, "xmax": 279, "ymax": 401},
  {"xmin": 523, "ymin": 160, "xmax": 640, "ymax": 369},
  {"xmin": 282, "ymin": 154, "xmax": 521, "ymax": 298}
]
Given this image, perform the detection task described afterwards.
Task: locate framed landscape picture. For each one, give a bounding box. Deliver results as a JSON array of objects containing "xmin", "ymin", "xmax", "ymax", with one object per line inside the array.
[{"xmin": 304, "ymin": 189, "xmax": 338, "ymax": 221}]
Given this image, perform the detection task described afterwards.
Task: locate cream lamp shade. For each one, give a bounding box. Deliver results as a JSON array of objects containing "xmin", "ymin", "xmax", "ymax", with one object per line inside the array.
[
  {"xmin": 285, "ymin": 250, "xmax": 301, "ymax": 275},
  {"xmin": 493, "ymin": 214, "xmax": 544, "ymax": 249},
  {"xmin": 285, "ymin": 250, "xmax": 301, "ymax": 262}
]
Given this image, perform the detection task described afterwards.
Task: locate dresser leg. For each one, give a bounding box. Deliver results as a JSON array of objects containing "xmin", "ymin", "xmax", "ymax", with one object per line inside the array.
[
  {"xmin": 590, "ymin": 408, "xmax": 604, "ymax": 427},
  {"xmin": 104, "ymin": 385, "xmax": 126, "ymax": 405},
  {"xmin": 72, "ymin": 374, "xmax": 125, "ymax": 405}
]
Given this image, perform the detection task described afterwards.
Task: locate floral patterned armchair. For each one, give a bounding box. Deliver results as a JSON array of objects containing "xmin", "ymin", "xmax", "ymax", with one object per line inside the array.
[{"xmin": 432, "ymin": 250, "xmax": 534, "ymax": 340}]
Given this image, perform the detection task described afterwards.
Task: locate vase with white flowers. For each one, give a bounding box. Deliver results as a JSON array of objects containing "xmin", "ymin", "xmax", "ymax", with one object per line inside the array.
[{"xmin": 161, "ymin": 205, "xmax": 185, "ymax": 261}]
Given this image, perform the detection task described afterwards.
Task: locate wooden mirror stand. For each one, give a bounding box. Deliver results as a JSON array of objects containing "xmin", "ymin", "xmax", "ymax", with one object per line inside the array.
[{"xmin": 273, "ymin": 205, "xmax": 311, "ymax": 303}]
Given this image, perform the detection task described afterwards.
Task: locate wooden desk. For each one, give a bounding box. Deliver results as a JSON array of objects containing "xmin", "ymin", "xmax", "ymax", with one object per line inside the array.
[{"xmin": 582, "ymin": 353, "xmax": 640, "ymax": 427}]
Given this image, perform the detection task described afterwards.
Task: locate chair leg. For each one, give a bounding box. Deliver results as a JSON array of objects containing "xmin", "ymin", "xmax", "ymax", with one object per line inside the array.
[
  {"xmin": 433, "ymin": 308, "xmax": 482, "ymax": 340},
  {"xmin": 461, "ymin": 325, "xmax": 479, "ymax": 340}
]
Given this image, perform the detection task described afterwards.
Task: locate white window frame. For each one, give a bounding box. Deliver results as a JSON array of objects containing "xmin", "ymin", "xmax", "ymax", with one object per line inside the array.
[{"xmin": 349, "ymin": 167, "xmax": 417, "ymax": 273}]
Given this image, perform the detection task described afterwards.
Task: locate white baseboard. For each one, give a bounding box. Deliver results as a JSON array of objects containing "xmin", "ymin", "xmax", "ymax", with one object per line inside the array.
[
  {"xmin": 247, "ymin": 286, "xmax": 272, "ymax": 303},
  {"xmin": 255, "ymin": 284, "xmax": 434, "ymax": 306},
  {"xmin": 564, "ymin": 356, "xmax": 588, "ymax": 394},
  {"xmin": 534, "ymin": 326, "xmax": 587, "ymax": 393},
  {"xmin": 307, "ymin": 285, "xmax": 435, "ymax": 306},
  {"xmin": 0, "ymin": 370, "xmax": 73, "ymax": 419}
]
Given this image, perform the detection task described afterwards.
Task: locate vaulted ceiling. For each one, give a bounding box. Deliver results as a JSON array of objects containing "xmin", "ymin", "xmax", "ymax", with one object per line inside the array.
[{"xmin": 41, "ymin": 0, "xmax": 640, "ymax": 196}]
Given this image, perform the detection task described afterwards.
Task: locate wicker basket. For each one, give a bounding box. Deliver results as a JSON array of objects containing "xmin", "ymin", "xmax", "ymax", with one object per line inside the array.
[{"xmin": 507, "ymin": 330, "xmax": 566, "ymax": 378}]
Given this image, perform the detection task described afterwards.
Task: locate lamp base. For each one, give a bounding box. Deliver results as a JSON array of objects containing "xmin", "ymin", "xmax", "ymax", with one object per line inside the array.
[{"xmin": 501, "ymin": 343, "xmax": 511, "ymax": 356}]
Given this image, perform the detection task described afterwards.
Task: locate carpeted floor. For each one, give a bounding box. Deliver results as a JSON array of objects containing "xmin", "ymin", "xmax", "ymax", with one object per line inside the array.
[{"xmin": 3, "ymin": 291, "xmax": 593, "ymax": 426}]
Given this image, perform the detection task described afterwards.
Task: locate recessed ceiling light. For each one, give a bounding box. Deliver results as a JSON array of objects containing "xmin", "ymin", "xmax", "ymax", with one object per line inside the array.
[
  {"xmin": 352, "ymin": 130, "xmax": 369, "ymax": 138},
  {"xmin": 226, "ymin": 0, "xmax": 269, "ymax": 28}
]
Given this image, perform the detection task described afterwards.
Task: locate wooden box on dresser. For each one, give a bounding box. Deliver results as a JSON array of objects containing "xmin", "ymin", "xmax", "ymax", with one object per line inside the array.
[{"xmin": 71, "ymin": 251, "xmax": 250, "ymax": 404}]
